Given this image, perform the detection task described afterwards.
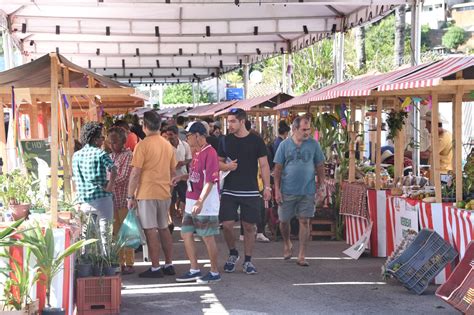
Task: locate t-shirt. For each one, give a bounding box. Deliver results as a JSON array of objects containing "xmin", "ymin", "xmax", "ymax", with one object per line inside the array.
[
  {"xmin": 131, "ymin": 134, "xmax": 177, "ymax": 200},
  {"xmin": 274, "ymin": 137, "xmax": 325, "ymax": 196},
  {"xmin": 125, "ymin": 132, "xmax": 139, "ymax": 151},
  {"xmin": 437, "ymin": 130, "xmax": 453, "ymax": 174},
  {"xmin": 187, "ymin": 145, "xmax": 219, "ymax": 201},
  {"xmin": 177, "ymin": 126, "xmax": 187, "ymax": 141},
  {"xmin": 218, "ymin": 132, "xmax": 267, "ymax": 197},
  {"xmin": 175, "ymin": 139, "xmax": 192, "ymax": 177},
  {"xmin": 273, "ymin": 136, "xmax": 284, "ymax": 156}
]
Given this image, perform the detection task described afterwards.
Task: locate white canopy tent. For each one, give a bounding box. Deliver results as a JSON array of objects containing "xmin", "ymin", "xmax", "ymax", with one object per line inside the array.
[{"xmin": 2, "ymin": 0, "xmax": 414, "ymax": 84}]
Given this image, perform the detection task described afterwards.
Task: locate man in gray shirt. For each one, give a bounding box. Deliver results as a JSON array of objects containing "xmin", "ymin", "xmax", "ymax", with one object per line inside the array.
[{"xmin": 273, "ymin": 116, "xmax": 325, "ymax": 267}]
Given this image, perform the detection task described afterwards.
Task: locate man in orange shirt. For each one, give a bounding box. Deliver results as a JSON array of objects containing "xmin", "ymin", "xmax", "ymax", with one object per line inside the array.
[
  {"xmin": 114, "ymin": 120, "xmax": 139, "ymax": 151},
  {"xmin": 127, "ymin": 111, "xmax": 177, "ymax": 278}
]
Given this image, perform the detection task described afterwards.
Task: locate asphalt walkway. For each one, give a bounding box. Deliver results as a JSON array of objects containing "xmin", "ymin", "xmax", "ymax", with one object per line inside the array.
[{"xmin": 120, "ymin": 228, "xmax": 456, "ymax": 315}]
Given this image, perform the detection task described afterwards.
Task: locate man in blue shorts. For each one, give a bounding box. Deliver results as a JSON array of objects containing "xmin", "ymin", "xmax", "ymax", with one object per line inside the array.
[{"xmin": 273, "ymin": 116, "xmax": 325, "ymax": 266}]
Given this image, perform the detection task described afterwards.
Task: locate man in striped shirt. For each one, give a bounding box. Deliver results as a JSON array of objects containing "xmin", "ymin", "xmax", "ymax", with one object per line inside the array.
[{"xmin": 218, "ymin": 108, "xmax": 271, "ymax": 275}]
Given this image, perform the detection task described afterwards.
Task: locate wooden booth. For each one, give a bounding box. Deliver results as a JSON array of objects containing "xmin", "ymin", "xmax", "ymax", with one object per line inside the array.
[{"xmin": 0, "ymin": 53, "xmax": 144, "ymax": 224}]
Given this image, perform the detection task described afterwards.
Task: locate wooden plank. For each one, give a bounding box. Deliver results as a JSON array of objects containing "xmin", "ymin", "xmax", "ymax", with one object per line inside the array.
[
  {"xmin": 431, "ymin": 92, "xmax": 442, "ymax": 203},
  {"xmin": 375, "ymin": 97, "xmax": 383, "ymax": 190},
  {"xmin": 60, "ymin": 87, "xmax": 135, "ymax": 96},
  {"xmin": 454, "ymin": 86, "xmax": 463, "ymax": 202},
  {"xmin": 30, "ymin": 96, "xmax": 39, "ymax": 139},
  {"xmin": 394, "ymin": 123, "xmax": 406, "ymax": 183},
  {"xmin": 359, "ymin": 104, "xmax": 365, "ymax": 159},
  {"xmin": 0, "ymin": 87, "xmax": 51, "ymax": 95},
  {"xmin": 0, "ymin": 104, "xmax": 7, "ymax": 173},
  {"xmin": 50, "ymin": 53, "xmax": 60, "ymax": 226},
  {"xmin": 348, "ymin": 102, "xmax": 356, "ymax": 183},
  {"xmin": 87, "ymin": 76, "xmax": 98, "ymax": 122},
  {"xmin": 62, "ymin": 68, "xmax": 74, "ymax": 203}
]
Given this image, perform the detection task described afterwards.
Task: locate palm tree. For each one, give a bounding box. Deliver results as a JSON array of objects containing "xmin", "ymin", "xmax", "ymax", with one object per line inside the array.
[
  {"xmin": 394, "ymin": 5, "xmax": 406, "ymax": 67},
  {"xmin": 355, "ymin": 26, "xmax": 366, "ymax": 71}
]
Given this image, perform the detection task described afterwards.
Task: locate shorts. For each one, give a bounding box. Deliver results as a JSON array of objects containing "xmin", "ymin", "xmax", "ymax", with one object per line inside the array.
[
  {"xmin": 278, "ymin": 194, "xmax": 315, "ymax": 222},
  {"xmin": 80, "ymin": 196, "xmax": 113, "ymax": 221},
  {"xmin": 137, "ymin": 199, "xmax": 171, "ymax": 229},
  {"xmin": 219, "ymin": 194, "xmax": 262, "ymax": 224},
  {"xmin": 171, "ymin": 181, "xmax": 187, "ymax": 204},
  {"xmin": 181, "ymin": 213, "xmax": 220, "ymax": 237}
]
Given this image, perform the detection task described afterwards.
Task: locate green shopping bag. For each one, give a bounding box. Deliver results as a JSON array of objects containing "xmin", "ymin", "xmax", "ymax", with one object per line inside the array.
[{"xmin": 117, "ymin": 209, "xmax": 144, "ymax": 249}]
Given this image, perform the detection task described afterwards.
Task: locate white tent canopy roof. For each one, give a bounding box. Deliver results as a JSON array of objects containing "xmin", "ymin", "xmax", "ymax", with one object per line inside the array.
[{"xmin": 2, "ymin": 0, "xmax": 412, "ymax": 84}]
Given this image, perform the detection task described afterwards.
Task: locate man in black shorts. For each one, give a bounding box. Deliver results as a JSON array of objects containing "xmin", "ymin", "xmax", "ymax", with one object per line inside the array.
[{"xmin": 218, "ymin": 108, "xmax": 271, "ymax": 274}]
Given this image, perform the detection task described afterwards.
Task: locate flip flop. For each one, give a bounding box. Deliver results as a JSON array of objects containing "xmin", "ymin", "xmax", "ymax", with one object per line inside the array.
[
  {"xmin": 296, "ymin": 260, "xmax": 310, "ymax": 267},
  {"xmin": 283, "ymin": 245, "xmax": 293, "ymax": 260}
]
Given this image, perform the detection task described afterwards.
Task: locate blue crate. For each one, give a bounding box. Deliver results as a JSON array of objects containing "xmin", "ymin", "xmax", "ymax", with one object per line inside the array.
[{"xmin": 387, "ymin": 229, "xmax": 458, "ymax": 295}]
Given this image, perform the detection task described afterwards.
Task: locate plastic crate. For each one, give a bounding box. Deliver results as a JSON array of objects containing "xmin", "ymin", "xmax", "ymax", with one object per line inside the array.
[
  {"xmin": 387, "ymin": 229, "xmax": 458, "ymax": 295},
  {"xmin": 436, "ymin": 241, "xmax": 474, "ymax": 314},
  {"xmin": 76, "ymin": 275, "xmax": 121, "ymax": 315}
]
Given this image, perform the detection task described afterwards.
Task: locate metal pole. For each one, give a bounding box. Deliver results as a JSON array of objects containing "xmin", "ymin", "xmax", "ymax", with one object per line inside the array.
[
  {"xmin": 197, "ymin": 80, "xmax": 201, "ymax": 107},
  {"xmin": 192, "ymin": 82, "xmax": 196, "ymax": 107},
  {"xmin": 216, "ymin": 75, "xmax": 220, "ymax": 103},
  {"xmin": 243, "ymin": 63, "xmax": 249, "ymax": 100},
  {"xmin": 282, "ymin": 53, "xmax": 287, "ymax": 93},
  {"xmin": 411, "ymin": 0, "xmax": 422, "ymax": 175}
]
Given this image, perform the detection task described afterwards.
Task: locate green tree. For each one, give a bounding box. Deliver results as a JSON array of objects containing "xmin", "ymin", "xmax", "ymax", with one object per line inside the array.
[
  {"xmin": 442, "ymin": 26, "xmax": 467, "ymax": 50},
  {"xmin": 162, "ymin": 83, "xmax": 210, "ymax": 104}
]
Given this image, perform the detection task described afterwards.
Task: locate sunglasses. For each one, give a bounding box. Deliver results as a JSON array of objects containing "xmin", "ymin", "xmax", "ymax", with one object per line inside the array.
[{"xmin": 229, "ymin": 108, "xmax": 244, "ymax": 114}]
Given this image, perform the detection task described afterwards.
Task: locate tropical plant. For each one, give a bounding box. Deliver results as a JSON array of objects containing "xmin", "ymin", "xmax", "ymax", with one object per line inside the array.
[
  {"xmin": 442, "ymin": 26, "xmax": 467, "ymax": 50},
  {"xmin": 0, "ymin": 247, "xmax": 39, "ymax": 311},
  {"xmin": 102, "ymin": 223, "xmax": 125, "ymax": 268},
  {"xmin": 19, "ymin": 224, "xmax": 97, "ymax": 307}
]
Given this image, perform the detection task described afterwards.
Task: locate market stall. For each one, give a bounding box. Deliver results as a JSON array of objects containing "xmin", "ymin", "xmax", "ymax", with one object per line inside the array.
[
  {"xmin": 0, "ymin": 53, "xmax": 144, "ymax": 220},
  {"xmin": 273, "ymin": 57, "xmax": 474, "ymax": 270}
]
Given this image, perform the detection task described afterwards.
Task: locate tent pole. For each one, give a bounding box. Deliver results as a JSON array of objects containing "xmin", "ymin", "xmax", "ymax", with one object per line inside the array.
[
  {"xmin": 348, "ymin": 101, "xmax": 356, "ymax": 183},
  {"xmin": 50, "ymin": 53, "xmax": 60, "ymax": 226},
  {"xmin": 431, "ymin": 92, "xmax": 442, "ymax": 203},
  {"xmin": 375, "ymin": 97, "xmax": 383, "ymax": 190},
  {"xmin": 216, "ymin": 74, "xmax": 220, "ymax": 103},
  {"xmin": 243, "ymin": 62, "xmax": 249, "ymax": 100}
]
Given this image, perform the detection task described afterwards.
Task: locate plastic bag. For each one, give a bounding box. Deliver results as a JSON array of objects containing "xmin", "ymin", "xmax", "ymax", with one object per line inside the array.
[{"xmin": 118, "ymin": 209, "xmax": 145, "ymax": 249}]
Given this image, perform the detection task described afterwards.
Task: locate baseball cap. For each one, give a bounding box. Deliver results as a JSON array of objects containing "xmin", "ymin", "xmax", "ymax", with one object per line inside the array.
[{"xmin": 186, "ymin": 121, "xmax": 208, "ymax": 136}]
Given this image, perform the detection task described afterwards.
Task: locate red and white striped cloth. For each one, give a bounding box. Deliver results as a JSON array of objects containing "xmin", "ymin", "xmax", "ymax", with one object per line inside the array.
[
  {"xmin": 366, "ymin": 189, "xmax": 391, "ymax": 257},
  {"xmin": 445, "ymin": 206, "xmax": 474, "ymax": 260},
  {"xmin": 0, "ymin": 227, "xmax": 74, "ymax": 315},
  {"xmin": 310, "ymin": 63, "xmax": 431, "ymax": 101},
  {"xmin": 344, "ymin": 215, "xmax": 370, "ymax": 246},
  {"xmin": 378, "ymin": 56, "xmax": 474, "ymax": 91}
]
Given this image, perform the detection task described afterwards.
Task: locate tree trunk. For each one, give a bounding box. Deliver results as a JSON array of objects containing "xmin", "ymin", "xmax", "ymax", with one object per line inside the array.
[
  {"xmin": 394, "ymin": 5, "xmax": 406, "ymax": 67},
  {"xmin": 355, "ymin": 26, "xmax": 366, "ymax": 71}
]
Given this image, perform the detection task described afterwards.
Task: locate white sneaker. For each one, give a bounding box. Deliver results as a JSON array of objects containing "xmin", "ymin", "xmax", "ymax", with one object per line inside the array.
[
  {"xmin": 239, "ymin": 235, "xmax": 244, "ymax": 241},
  {"xmin": 256, "ymin": 233, "xmax": 270, "ymax": 243}
]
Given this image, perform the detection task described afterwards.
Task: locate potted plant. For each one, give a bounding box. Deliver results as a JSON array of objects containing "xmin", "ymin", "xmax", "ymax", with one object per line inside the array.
[
  {"xmin": 57, "ymin": 200, "xmax": 75, "ymax": 222},
  {"xmin": 103, "ymin": 224, "xmax": 124, "ymax": 276},
  {"xmin": 0, "ymin": 170, "xmax": 34, "ymax": 220},
  {"xmin": 19, "ymin": 224, "xmax": 97, "ymax": 315}
]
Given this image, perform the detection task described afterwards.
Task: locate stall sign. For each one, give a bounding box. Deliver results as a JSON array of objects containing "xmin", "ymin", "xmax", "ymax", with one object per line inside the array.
[
  {"xmin": 394, "ymin": 198, "xmax": 419, "ymax": 246},
  {"xmin": 226, "ymin": 88, "xmax": 244, "ymax": 101},
  {"xmin": 20, "ymin": 139, "xmax": 51, "ymax": 175}
]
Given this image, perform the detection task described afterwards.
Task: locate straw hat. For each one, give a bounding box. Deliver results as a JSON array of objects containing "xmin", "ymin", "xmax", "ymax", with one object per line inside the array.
[{"xmin": 421, "ymin": 111, "xmax": 448, "ymax": 124}]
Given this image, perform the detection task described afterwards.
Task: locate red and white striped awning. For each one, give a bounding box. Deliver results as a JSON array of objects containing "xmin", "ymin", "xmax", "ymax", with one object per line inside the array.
[
  {"xmin": 192, "ymin": 100, "xmax": 238, "ymax": 117},
  {"xmin": 274, "ymin": 83, "xmax": 341, "ymax": 110},
  {"xmin": 310, "ymin": 62, "xmax": 433, "ymax": 101},
  {"xmin": 377, "ymin": 56, "xmax": 474, "ymax": 91},
  {"xmin": 214, "ymin": 92, "xmax": 287, "ymax": 116}
]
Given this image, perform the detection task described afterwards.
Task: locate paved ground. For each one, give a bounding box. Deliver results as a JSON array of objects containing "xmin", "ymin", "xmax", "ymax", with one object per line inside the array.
[{"xmin": 120, "ymin": 227, "xmax": 456, "ymax": 315}]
